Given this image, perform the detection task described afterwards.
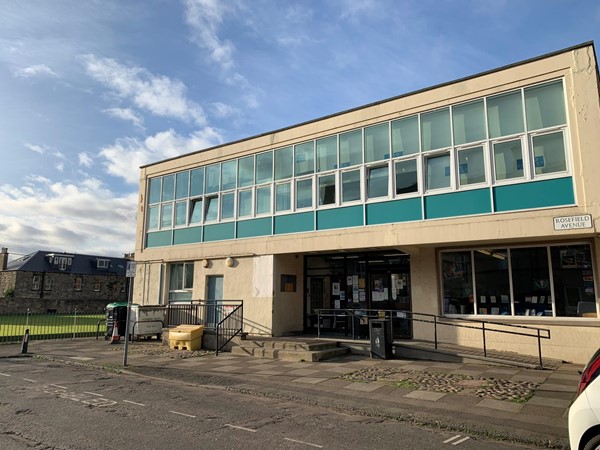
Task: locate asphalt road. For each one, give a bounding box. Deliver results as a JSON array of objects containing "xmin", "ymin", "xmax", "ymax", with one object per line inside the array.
[{"xmin": 0, "ymin": 357, "xmax": 537, "ymax": 450}]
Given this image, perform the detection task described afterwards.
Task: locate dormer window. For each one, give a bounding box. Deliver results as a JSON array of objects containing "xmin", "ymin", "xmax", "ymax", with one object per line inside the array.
[
  {"xmin": 97, "ymin": 259, "xmax": 110, "ymax": 269},
  {"xmin": 47, "ymin": 253, "xmax": 74, "ymax": 271}
]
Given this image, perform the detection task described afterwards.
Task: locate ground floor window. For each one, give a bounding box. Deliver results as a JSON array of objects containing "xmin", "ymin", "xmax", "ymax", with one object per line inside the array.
[
  {"xmin": 442, "ymin": 243, "xmax": 597, "ymax": 318},
  {"xmin": 168, "ymin": 262, "xmax": 194, "ymax": 302}
]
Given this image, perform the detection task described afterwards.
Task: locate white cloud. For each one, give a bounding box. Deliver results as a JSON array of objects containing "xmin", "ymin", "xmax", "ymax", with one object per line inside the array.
[
  {"xmin": 13, "ymin": 63, "xmax": 58, "ymax": 78},
  {"xmin": 80, "ymin": 54, "xmax": 206, "ymax": 126},
  {"xmin": 99, "ymin": 128, "xmax": 223, "ymax": 185},
  {"xmin": 210, "ymin": 102, "xmax": 240, "ymax": 119},
  {"xmin": 53, "ymin": 151, "xmax": 65, "ymax": 160},
  {"xmin": 103, "ymin": 107, "xmax": 144, "ymax": 128},
  {"xmin": 78, "ymin": 152, "xmax": 94, "ymax": 168},
  {"xmin": 184, "ymin": 0, "xmax": 236, "ymax": 70},
  {"xmin": 24, "ymin": 143, "xmax": 48, "ymax": 154},
  {"xmin": 0, "ymin": 177, "xmax": 137, "ymax": 257},
  {"xmin": 55, "ymin": 162, "xmax": 64, "ymax": 172}
]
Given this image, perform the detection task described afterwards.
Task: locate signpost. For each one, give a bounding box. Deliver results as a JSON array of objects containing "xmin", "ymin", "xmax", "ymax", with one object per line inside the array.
[{"xmin": 123, "ymin": 261, "xmax": 136, "ymax": 366}]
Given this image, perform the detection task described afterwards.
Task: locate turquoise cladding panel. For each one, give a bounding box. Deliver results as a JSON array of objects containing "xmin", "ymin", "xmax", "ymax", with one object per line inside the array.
[
  {"xmin": 204, "ymin": 222, "xmax": 235, "ymax": 242},
  {"xmin": 173, "ymin": 227, "xmax": 202, "ymax": 245},
  {"xmin": 146, "ymin": 231, "xmax": 172, "ymax": 247},
  {"xmin": 317, "ymin": 205, "xmax": 363, "ymax": 230},
  {"xmin": 425, "ymin": 189, "xmax": 491, "ymax": 219},
  {"xmin": 274, "ymin": 212, "xmax": 314, "ymax": 235},
  {"xmin": 237, "ymin": 217, "xmax": 272, "ymax": 238},
  {"xmin": 366, "ymin": 198, "xmax": 422, "ymax": 225},
  {"xmin": 493, "ymin": 177, "xmax": 574, "ymax": 212}
]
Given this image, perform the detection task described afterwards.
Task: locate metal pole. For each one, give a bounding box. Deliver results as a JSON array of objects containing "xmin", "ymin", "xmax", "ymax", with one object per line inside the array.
[
  {"xmin": 317, "ymin": 311, "xmax": 321, "ymax": 339},
  {"xmin": 123, "ymin": 278, "xmax": 133, "ymax": 366},
  {"xmin": 72, "ymin": 308, "xmax": 77, "ymax": 339},
  {"xmin": 482, "ymin": 322, "xmax": 487, "ymax": 357},
  {"xmin": 434, "ymin": 315, "xmax": 438, "ymax": 349}
]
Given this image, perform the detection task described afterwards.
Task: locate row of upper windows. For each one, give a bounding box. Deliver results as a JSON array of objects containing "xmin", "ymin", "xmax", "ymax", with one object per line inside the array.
[
  {"xmin": 147, "ymin": 80, "xmax": 567, "ymax": 205},
  {"xmin": 148, "ymin": 127, "xmax": 568, "ymax": 229}
]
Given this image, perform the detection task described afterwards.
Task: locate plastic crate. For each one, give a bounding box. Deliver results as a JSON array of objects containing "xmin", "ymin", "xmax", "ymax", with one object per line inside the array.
[
  {"xmin": 170, "ymin": 325, "xmax": 204, "ymax": 341},
  {"xmin": 169, "ymin": 336, "xmax": 202, "ymax": 351}
]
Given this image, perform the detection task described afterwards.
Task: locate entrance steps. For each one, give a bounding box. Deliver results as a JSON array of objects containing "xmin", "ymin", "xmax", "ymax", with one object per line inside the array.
[
  {"xmin": 230, "ymin": 336, "xmax": 349, "ymax": 362},
  {"xmin": 331, "ymin": 338, "xmax": 563, "ymax": 370}
]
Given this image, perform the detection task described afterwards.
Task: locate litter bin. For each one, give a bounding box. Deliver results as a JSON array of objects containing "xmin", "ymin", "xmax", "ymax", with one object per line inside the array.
[
  {"xmin": 105, "ymin": 302, "xmax": 129, "ymax": 340},
  {"xmin": 370, "ymin": 319, "xmax": 393, "ymax": 359}
]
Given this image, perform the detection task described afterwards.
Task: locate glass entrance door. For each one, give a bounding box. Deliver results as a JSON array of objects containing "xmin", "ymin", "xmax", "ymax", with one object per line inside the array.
[
  {"xmin": 207, "ymin": 275, "xmax": 223, "ymax": 327},
  {"xmin": 369, "ymin": 271, "xmax": 412, "ymax": 339}
]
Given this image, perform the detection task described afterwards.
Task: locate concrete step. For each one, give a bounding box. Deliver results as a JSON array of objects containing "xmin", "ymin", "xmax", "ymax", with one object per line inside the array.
[
  {"xmin": 231, "ymin": 344, "xmax": 349, "ymax": 362},
  {"xmin": 232, "ymin": 337, "xmax": 338, "ymax": 352}
]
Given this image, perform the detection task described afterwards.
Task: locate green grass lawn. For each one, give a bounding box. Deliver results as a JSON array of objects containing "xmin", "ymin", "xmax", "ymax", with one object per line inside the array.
[{"xmin": 0, "ymin": 314, "xmax": 106, "ymax": 340}]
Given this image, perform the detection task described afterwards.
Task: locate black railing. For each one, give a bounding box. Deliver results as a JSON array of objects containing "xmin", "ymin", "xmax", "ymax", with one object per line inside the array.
[
  {"xmin": 315, "ymin": 309, "xmax": 551, "ymax": 368},
  {"xmin": 216, "ymin": 303, "xmax": 244, "ymax": 356}
]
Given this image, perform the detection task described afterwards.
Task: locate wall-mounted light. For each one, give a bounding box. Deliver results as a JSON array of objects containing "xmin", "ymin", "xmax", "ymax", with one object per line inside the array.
[
  {"xmin": 202, "ymin": 259, "xmax": 210, "ymax": 268},
  {"xmin": 225, "ymin": 257, "xmax": 234, "ymax": 267}
]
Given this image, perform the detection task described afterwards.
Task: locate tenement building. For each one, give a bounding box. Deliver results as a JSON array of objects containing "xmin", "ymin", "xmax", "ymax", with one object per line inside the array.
[{"xmin": 134, "ymin": 42, "xmax": 600, "ymax": 363}]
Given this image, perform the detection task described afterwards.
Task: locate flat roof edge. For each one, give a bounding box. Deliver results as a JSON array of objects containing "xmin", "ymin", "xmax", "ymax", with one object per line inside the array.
[{"xmin": 141, "ymin": 41, "xmax": 595, "ymax": 170}]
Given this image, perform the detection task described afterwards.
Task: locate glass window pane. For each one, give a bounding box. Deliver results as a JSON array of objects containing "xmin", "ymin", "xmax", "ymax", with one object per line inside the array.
[
  {"xmin": 274, "ymin": 147, "xmax": 293, "ymax": 180},
  {"xmin": 525, "ymin": 81, "xmax": 566, "ymax": 131},
  {"xmin": 493, "ymin": 140, "xmax": 524, "ymax": 181},
  {"xmin": 148, "ymin": 178, "xmax": 161, "ymax": 204},
  {"xmin": 365, "ymin": 123, "xmax": 390, "ymax": 163},
  {"xmin": 204, "ymin": 196, "xmax": 219, "ymax": 222},
  {"xmin": 275, "ymin": 183, "xmax": 291, "ymax": 212},
  {"xmin": 426, "ymin": 154, "xmax": 451, "ymax": 190},
  {"xmin": 169, "ymin": 264, "xmax": 183, "ymax": 290},
  {"xmin": 221, "ymin": 160, "xmax": 237, "ymax": 191},
  {"xmin": 316, "ymin": 136, "xmax": 337, "ymax": 172},
  {"xmin": 474, "ymin": 249, "xmax": 511, "ymax": 315},
  {"xmin": 441, "ymin": 251, "xmax": 474, "ymax": 314},
  {"xmin": 256, "ymin": 186, "xmax": 271, "ymax": 215},
  {"xmin": 184, "ymin": 263, "xmax": 194, "ymax": 289},
  {"xmin": 221, "ymin": 192, "xmax": 234, "ymax": 219},
  {"xmin": 161, "ymin": 203, "xmax": 173, "ymax": 228},
  {"xmin": 175, "ymin": 201, "xmax": 187, "ymax": 226},
  {"xmin": 453, "ymin": 100, "xmax": 485, "ymax": 145},
  {"xmin": 532, "ymin": 132, "xmax": 566, "ymax": 175},
  {"xmin": 162, "ymin": 175, "xmax": 175, "ymax": 202},
  {"xmin": 205, "ymin": 164, "xmax": 219, "ymax": 194},
  {"xmin": 238, "ymin": 190, "xmax": 252, "ymax": 217},
  {"xmin": 421, "ymin": 108, "xmax": 451, "ymax": 151},
  {"xmin": 368, "ymin": 166, "xmax": 388, "ymax": 199},
  {"xmin": 391, "ymin": 116, "xmax": 419, "ymax": 157},
  {"xmin": 148, "ymin": 205, "xmax": 159, "ymax": 230},
  {"xmin": 395, "ymin": 159, "xmax": 418, "ymax": 195},
  {"xmin": 487, "ymin": 90, "xmax": 524, "ymax": 138},
  {"xmin": 458, "ymin": 146, "xmax": 486, "ymax": 186},
  {"xmin": 551, "ymin": 245, "xmax": 596, "ymax": 318},
  {"xmin": 190, "ymin": 168, "xmax": 204, "ymax": 197},
  {"xmin": 175, "ymin": 172, "xmax": 189, "ymax": 199},
  {"xmin": 296, "ymin": 179, "xmax": 313, "ymax": 209},
  {"xmin": 318, "ymin": 174, "xmax": 336, "ymax": 206},
  {"xmin": 339, "ymin": 130, "xmax": 362, "ymax": 168},
  {"xmin": 256, "ymin": 152, "xmax": 273, "ymax": 184},
  {"xmin": 295, "ymin": 142, "xmax": 314, "ymax": 176},
  {"xmin": 511, "ymin": 247, "xmax": 550, "ymax": 316},
  {"xmin": 189, "ymin": 199, "xmax": 202, "ymax": 224},
  {"xmin": 238, "ymin": 156, "xmax": 254, "ymax": 188},
  {"xmin": 342, "ymin": 170, "xmax": 361, "ymax": 203}
]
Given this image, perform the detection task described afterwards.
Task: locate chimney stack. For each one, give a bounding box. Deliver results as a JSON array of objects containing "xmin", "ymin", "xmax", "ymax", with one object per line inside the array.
[{"xmin": 0, "ymin": 248, "xmax": 8, "ymax": 271}]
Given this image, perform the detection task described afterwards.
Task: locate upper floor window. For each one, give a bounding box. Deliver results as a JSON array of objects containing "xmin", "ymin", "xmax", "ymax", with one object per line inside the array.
[{"xmin": 97, "ymin": 259, "xmax": 110, "ymax": 269}]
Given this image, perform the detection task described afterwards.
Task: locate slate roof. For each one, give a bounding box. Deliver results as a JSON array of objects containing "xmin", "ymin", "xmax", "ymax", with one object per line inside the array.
[{"xmin": 4, "ymin": 251, "xmax": 127, "ymax": 276}]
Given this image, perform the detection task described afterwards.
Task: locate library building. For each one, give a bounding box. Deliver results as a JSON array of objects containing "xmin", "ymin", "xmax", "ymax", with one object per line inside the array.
[{"xmin": 133, "ymin": 42, "xmax": 600, "ymax": 364}]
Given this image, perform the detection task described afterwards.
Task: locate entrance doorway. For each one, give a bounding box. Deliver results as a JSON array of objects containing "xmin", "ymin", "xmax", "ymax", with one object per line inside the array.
[
  {"xmin": 305, "ymin": 252, "xmax": 412, "ymax": 339},
  {"xmin": 207, "ymin": 275, "xmax": 223, "ymax": 327}
]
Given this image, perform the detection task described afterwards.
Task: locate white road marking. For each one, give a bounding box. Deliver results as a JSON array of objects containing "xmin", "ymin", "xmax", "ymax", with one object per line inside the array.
[
  {"xmin": 284, "ymin": 438, "xmax": 323, "ymax": 448},
  {"xmin": 84, "ymin": 391, "xmax": 104, "ymax": 397},
  {"xmin": 225, "ymin": 424, "xmax": 257, "ymax": 433},
  {"xmin": 169, "ymin": 411, "xmax": 196, "ymax": 418},
  {"xmin": 123, "ymin": 400, "xmax": 146, "ymax": 406},
  {"xmin": 0, "ymin": 373, "xmax": 10, "ymax": 377},
  {"xmin": 443, "ymin": 435, "xmax": 462, "ymax": 444},
  {"xmin": 49, "ymin": 384, "xmax": 67, "ymax": 389},
  {"xmin": 452, "ymin": 437, "xmax": 471, "ymax": 446},
  {"xmin": 23, "ymin": 378, "xmax": 37, "ymax": 383}
]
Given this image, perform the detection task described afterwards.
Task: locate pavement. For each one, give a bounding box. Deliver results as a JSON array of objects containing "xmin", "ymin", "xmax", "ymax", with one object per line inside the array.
[{"xmin": 0, "ymin": 338, "xmax": 582, "ymax": 449}]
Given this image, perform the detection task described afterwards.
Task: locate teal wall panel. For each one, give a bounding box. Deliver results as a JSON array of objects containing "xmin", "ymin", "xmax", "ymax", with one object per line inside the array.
[
  {"xmin": 493, "ymin": 177, "xmax": 574, "ymax": 212},
  {"xmin": 366, "ymin": 198, "xmax": 422, "ymax": 225},
  {"xmin": 204, "ymin": 222, "xmax": 235, "ymax": 242},
  {"xmin": 173, "ymin": 227, "xmax": 202, "ymax": 245},
  {"xmin": 274, "ymin": 212, "xmax": 314, "ymax": 235},
  {"xmin": 146, "ymin": 231, "xmax": 172, "ymax": 248},
  {"xmin": 317, "ymin": 205, "xmax": 363, "ymax": 230},
  {"xmin": 237, "ymin": 217, "xmax": 272, "ymax": 238},
  {"xmin": 425, "ymin": 189, "xmax": 491, "ymax": 219}
]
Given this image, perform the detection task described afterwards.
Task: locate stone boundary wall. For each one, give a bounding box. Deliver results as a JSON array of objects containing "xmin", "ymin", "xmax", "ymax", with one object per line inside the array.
[{"xmin": 0, "ymin": 297, "xmax": 109, "ymax": 314}]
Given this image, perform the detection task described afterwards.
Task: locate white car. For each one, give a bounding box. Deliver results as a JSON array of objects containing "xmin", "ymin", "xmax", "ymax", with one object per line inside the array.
[{"xmin": 569, "ymin": 349, "xmax": 600, "ymax": 450}]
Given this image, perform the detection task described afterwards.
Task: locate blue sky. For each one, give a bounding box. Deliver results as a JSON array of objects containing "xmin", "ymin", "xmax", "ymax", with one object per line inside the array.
[{"xmin": 0, "ymin": 0, "xmax": 599, "ymax": 259}]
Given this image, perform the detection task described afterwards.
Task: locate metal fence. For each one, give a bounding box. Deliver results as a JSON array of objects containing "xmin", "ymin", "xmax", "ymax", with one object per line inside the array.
[{"xmin": 0, "ymin": 310, "xmax": 106, "ymax": 343}]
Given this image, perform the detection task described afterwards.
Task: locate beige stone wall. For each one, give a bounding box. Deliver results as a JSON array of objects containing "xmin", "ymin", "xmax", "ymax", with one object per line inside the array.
[{"xmin": 272, "ymin": 254, "xmax": 304, "ymax": 336}]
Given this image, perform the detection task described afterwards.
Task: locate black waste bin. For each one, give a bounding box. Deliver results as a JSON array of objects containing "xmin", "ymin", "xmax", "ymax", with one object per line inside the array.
[
  {"xmin": 105, "ymin": 302, "xmax": 128, "ymax": 340},
  {"xmin": 370, "ymin": 319, "xmax": 393, "ymax": 359}
]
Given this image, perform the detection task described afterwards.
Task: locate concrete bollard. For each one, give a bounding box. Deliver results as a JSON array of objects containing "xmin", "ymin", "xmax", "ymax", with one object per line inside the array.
[{"xmin": 21, "ymin": 328, "xmax": 29, "ymax": 354}]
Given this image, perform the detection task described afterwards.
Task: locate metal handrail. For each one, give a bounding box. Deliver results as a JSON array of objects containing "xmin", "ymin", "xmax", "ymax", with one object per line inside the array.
[
  {"xmin": 216, "ymin": 303, "xmax": 244, "ymax": 356},
  {"xmin": 315, "ymin": 308, "xmax": 551, "ymax": 368}
]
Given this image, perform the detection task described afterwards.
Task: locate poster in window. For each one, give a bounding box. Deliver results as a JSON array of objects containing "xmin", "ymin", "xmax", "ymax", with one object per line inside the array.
[
  {"xmin": 340, "ymin": 291, "xmax": 345, "ymax": 301},
  {"xmin": 332, "ymin": 283, "xmax": 340, "ymax": 296}
]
